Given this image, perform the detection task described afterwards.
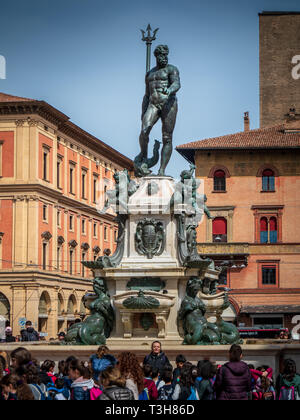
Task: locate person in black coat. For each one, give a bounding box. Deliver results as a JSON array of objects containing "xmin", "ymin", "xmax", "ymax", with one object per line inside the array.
[
  {"xmin": 5, "ymin": 327, "xmax": 16, "ymax": 343},
  {"xmin": 20, "ymin": 321, "xmax": 39, "ymax": 342},
  {"xmin": 143, "ymin": 341, "xmax": 171, "ymax": 375}
]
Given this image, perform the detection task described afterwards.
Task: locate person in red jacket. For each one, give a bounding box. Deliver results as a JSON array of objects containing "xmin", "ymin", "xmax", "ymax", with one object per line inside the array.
[
  {"xmin": 40, "ymin": 360, "xmax": 57, "ymax": 385},
  {"xmin": 143, "ymin": 364, "xmax": 158, "ymax": 400},
  {"xmin": 250, "ymin": 366, "xmax": 275, "ymax": 400}
]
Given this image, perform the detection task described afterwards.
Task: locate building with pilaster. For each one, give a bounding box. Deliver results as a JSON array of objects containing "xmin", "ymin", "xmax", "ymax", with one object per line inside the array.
[{"xmin": 0, "ymin": 92, "xmax": 133, "ymax": 339}]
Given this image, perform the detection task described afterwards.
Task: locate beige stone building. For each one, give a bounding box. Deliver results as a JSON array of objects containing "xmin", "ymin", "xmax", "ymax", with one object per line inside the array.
[{"xmin": 0, "ymin": 92, "xmax": 133, "ymax": 340}]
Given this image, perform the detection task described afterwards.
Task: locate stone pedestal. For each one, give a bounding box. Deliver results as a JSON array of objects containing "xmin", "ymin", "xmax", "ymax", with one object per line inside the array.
[
  {"xmin": 94, "ymin": 176, "xmax": 193, "ymax": 342},
  {"xmin": 81, "ymin": 173, "xmax": 239, "ymax": 345}
]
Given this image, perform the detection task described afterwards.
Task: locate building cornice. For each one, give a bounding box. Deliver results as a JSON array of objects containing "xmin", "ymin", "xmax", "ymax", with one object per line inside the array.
[
  {"xmin": 0, "ymin": 183, "xmax": 116, "ymax": 223},
  {"xmin": 0, "ymin": 99, "xmax": 133, "ymax": 170}
]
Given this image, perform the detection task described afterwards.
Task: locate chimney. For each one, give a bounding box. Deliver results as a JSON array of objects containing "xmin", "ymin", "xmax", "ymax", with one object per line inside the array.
[
  {"xmin": 244, "ymin": 112, "xmax": 250, "ymax": 131},
  {"xmin": 286, "ymin": 106, "xmax": 296, "ymax": 120}
]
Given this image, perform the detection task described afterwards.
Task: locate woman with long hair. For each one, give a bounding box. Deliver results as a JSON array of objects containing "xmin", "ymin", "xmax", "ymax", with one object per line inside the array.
[
  {"xmin": 197, "ymin": 361, "xmax": 215, "ymax": 400},
  {"xmin": 276, "ymin": 359, "xmax": 300, "ymax": 400},
  {"xmin": 98, "ymin": 367, "xmax": 134, "ymax": 400},
  {"xmin": 10, "ymin": 347, "xmax": 32, "ymax": 370},
  {"xmin": 1, "ymin": 373, "xmax": 34, "ymax": 400},
  {"xmin": 69, "ymin": 359, "xmax": 94, "ymax": 401},
  {"xmin": 172, "ymin": 362, "xmax": 197, "ymax": 400},
  {"xmin": 16, "ymin": 362, "xmax": 47, "ymax": 400},
  {"xmin": 90, "ymin": 345, "xmax": 117, "ymax": 382},
  {"xmin": 118, "ymin": 352, "xmax": 144, "ymax": 399}
]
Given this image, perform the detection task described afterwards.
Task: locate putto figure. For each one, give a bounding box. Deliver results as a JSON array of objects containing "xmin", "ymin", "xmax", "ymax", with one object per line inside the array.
[{"xmin": 138, "ymin": 44, "xmax": 181, "ymax": 176}]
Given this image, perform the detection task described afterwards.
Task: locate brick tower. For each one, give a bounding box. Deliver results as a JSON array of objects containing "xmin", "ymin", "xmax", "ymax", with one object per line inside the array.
[{"xmin": 260, "ymin": 11, "xmax": 300, "ymax": 127}]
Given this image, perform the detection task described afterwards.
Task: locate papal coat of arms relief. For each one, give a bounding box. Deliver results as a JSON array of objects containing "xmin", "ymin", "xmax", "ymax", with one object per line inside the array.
[{"xmin": 135, "ymin": 218, "xmax": 165, "ymax": 259}]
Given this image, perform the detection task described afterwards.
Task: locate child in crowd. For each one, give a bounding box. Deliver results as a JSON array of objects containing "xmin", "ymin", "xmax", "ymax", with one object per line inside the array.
[
  {"xmin": 142, "ymin": 364, "xmax": 158, "ymax": 400},
  {"xmin": 151, "ymin": 367, "xmax": 164, "ymax": 390},
  {"xmin": 172, "ymin": 354, "xmax": 186, "ymax": 387},
  {"xmin": 40, "ymin": 360, "xmax": 57, "ymax": 385},
  {"xmin": 98, "ymin": 367, "xmax": 134, "ymax": 400},
  {"xmin": 276, "ymin": 359, "xmax": 300, "ymax": 400},
  {"xmin": 89, "ymin": 346, "xmax": 117, "ymax": 382},
  {"xmin": 197, "ymin": 361, "xmax": 215, "ymax": 400},
  {"xmin": 251, "ymin": 366, "xmax": 275, "ymax": 400},
  {"xmin": 1, "ymin": 374, "xmax": 34, "ymax": 400},
  {"xmin": 158, "ymin": 370, "xmax": 174, "ymax": 400},
  {"xmin": 69, "ymin": 360, "xmax": 94, "ymax": 400},
  {"xmin": 16, "ymin": 362, "xmax": 48, "ymax": 400},
  {"xmin": 47, "ymin": 377, "xmax": 71, "ymax": 400}
]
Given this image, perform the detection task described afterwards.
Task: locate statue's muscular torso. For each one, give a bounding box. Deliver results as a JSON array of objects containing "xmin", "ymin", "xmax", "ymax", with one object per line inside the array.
[{"xmin": 146, "ymin": 64, "xmax": 180, "ymax": 109}]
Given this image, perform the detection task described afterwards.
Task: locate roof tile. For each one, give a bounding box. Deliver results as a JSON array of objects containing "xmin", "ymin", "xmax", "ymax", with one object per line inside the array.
[{"xmin": 177, "ymin": 124, "xmax": 300, "ymax": 150}]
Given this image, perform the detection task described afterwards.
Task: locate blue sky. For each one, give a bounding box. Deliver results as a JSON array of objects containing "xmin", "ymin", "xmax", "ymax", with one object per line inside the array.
[{"xmin": 1, "ymin": 0, "xmax": 300, "ymax": 176}]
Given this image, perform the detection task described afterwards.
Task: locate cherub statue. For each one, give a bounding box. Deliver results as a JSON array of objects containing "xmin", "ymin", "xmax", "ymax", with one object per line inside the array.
[
  {"xmin": 100, "ymin": 169, "xmax": 138, "ymax": 214},
  {"xmin": 173, "ymin": 164, "xmax": 212, "ymax": 218}
]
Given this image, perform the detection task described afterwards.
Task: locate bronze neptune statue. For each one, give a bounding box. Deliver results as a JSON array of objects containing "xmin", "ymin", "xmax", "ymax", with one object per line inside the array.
[{"xmin": 135, "ymin": 44, "xmax": 181, "ymax": 176}]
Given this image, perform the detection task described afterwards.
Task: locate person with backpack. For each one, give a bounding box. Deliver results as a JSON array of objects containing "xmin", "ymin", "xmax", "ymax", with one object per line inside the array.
[
  {"xmin": 16, "ymin": 362, "xmax": 48, "ymax": 400},
  {"xmin": 47, "ymin": 377, "xmax": 71, "ymax": 400},
  {"xmin": 69, "ymin": 360, "xmax": 94, "ymax": 400},
  {"xmin": 172, "ymin": 354, "xmax": 186, "ymax": 388},
  {"xmin": 151, "ymin": 367, "xmax": 164, "ymax": 390},
  {"xmin": 118, "ymin": 352, "xmax": 144, "ymax": 400},
  {"xmin": 98, "ymin": 367, "xmax": 134, "ymax": 400},
  {"xmin": 20, "ymin": 321, "xmax": 39, "ymax": 342},
  {"xmin": 143, "ymin": 341, "xmax": 170, "ymax": 375},
  {"xmin": 214, "ymin": 344, "xmax": 252, "ymax": 400},
  {"xmin": 250, "ymin": 366, "xmax": 275, "ymax": 400},
  {"xmin": 89, "ymin": 345, "xmax": 117, "ymax": 382},
  {"xmin": 158, "ymin": 370, "xmax": 174, "ymax": 400},
  {"xmin": 141, "ymin": 364, "xmax": 158, "ymax": 400},
  {"xmin": 197, "ymin": 361, "xmax": 215, "ymax": 400},
  {"xmin": 276, "ymin": 359, "xmax": 300, "ymax": 400},
  {"xmin": 39, "ymin": 360, "xmax": 57, "ymax": 385},
  {"xmin": 172, "ymin": 363, "xmax": 199, "ymax": 400}
]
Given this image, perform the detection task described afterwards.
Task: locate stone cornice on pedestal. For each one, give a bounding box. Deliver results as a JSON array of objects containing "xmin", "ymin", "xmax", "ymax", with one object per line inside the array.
[{"xmin": 94, "ymin": 266, "xmax": 200, "ymax": 279}]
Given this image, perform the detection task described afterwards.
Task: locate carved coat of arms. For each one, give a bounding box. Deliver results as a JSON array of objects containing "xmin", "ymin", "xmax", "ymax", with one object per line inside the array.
[{"xmin": 135, "ymin": 218, "xmax": 165, "ymax": 259}]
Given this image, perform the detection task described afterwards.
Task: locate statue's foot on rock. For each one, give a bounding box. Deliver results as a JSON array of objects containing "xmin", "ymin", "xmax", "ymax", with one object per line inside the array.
[{"xmin": 156, "ymin": 170, "xmax": 172, "ymax": 177}]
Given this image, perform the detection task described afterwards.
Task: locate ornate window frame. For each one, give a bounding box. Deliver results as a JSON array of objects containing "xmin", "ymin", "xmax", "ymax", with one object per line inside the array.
[
  {"xmin": 206, "ymin": 206, "xmax": 235, "ymax": 242},
  {"xmin": 251, "ymin": 205, "xmax": 284, "ymax": 243},
  {"xmin": 208, "ymin": 166, "xmax": 230, "ymax": 194}
]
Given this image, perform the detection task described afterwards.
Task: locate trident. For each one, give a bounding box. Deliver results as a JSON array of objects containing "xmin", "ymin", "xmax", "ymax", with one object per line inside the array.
[{"xmin": 141, "ymin": 24, "xmax": 159, "ymax": 73}]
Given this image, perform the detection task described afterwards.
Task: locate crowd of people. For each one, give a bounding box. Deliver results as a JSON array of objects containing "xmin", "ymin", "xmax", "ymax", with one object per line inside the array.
[
  {"xmin": 0, "ymin": 320, "xmax": 68, "ymax": 343},
  {"xmin": 0, "ymin": 341, "xmax": 300, "ymax": 401}
]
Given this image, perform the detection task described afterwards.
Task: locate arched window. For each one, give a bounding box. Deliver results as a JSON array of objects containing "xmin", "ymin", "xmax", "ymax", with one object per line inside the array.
[
  {"xmin": 67, "ymin": 295, "xmax": 77, "ymax": 314},
  {"xmin": 214, "ymin": 170, "xmax": 226, "ymax": 192},
  {"xmin": 80, "ymin": 297, "xmax": 86, "ymax": 317},
  {"xmin": 260, "ymin": 216, "xmax": 278, "ymax": 244},
  {"xmin": 260, "ymin": 217, "xmax": 268, "ymax": 243},
  {"xmin": 262, "ymin": 169, "xmax": 275, "ymax": 191},
  {"xmin": 0, "ymin": 293, "xmax": 10, "ymax": 320},
  {"xmin": 213, "ymin": 217, "xmax": 227, "ymax": 242},
  {"xmin": 57, "ymin": 294, "xmax": 64, "ymax": 316},
  {"xmin": 269, "ymin": 217, "xmax": 277, "ymax": 243},
  {"xmin": 38, "ymin": 291, "xmax": 51, "ymax": 333}
]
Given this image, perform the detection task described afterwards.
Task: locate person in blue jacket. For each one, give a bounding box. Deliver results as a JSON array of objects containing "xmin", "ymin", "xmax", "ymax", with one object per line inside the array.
[{"xmin": 89, "ymin": 346, "xmax": 117, "ymax": 382}]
